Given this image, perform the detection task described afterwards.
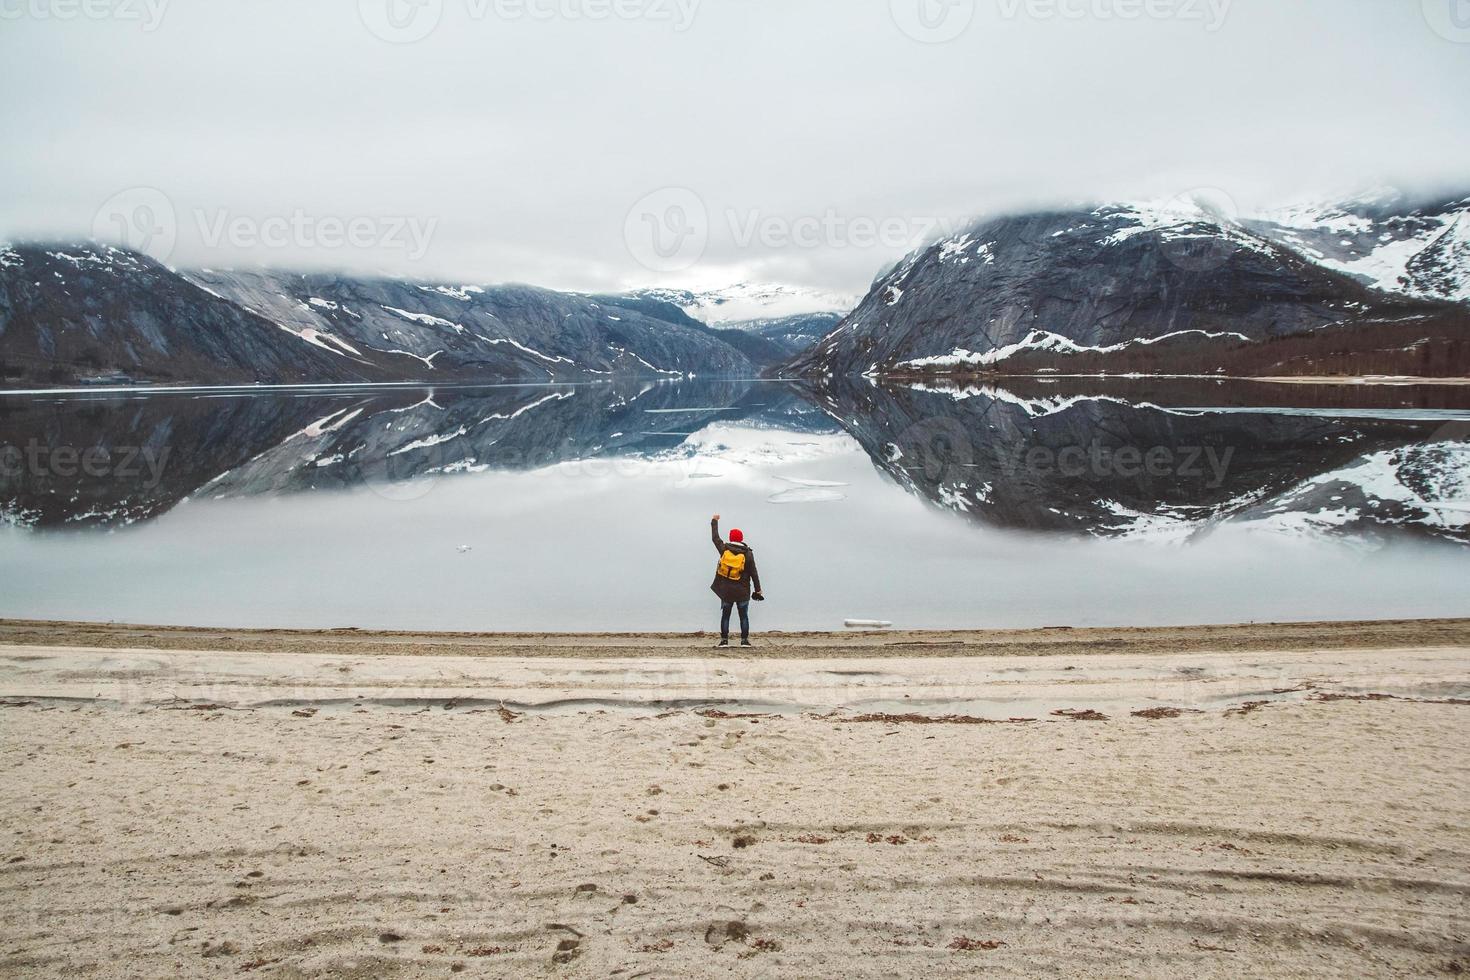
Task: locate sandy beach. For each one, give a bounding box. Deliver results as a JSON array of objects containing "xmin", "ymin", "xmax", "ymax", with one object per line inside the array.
[{"xmin": 1, "ymin": 618, "xmax": 1468, "ymax": 977}]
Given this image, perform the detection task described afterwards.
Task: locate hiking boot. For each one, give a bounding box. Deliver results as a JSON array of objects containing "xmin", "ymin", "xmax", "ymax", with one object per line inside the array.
[
  {"xmin": 740, "ymin": 640, "xmax": 753, "ymax": 647},
  {"xmin": 716, "ymin": 639, "xmax": 729, "ymax": 648}
]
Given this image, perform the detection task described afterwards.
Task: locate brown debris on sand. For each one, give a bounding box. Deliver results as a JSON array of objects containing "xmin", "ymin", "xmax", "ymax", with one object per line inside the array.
[
  {"xmin": 846, "ymin": 713, "xmax": 1035, "ymax": 725},
  {"xmin": 949, "ymin": 937, "xmax": 1006, "ymax": 951},
  {"xmin": 1051, "ymin": 709, "xmax": 1109, "ymax": 722},
  {"xmin": 1131, "ymin": 707, "xmax": 1202, "ymax": 720},
  {"xmin": 1312, "ymin": 691, "xmax": 1470, "ymax": 706}
]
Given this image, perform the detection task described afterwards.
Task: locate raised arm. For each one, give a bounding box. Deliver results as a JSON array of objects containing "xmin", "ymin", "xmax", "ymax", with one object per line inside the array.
[{"xmin": 711, "ymin": 514, "xmax": 725, "ymax": 553}]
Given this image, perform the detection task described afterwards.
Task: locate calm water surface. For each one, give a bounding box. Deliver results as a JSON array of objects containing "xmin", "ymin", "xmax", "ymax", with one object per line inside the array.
[{"xmin": 1, "ymin": 378, "xmax": 1467, "ymax": 631}]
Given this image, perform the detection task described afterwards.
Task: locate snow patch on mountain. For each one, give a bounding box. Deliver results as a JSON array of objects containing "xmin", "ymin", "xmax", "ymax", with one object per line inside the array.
[
  {"xmin": 275, "ymin": 323, "xmax": 362, "ymax": 358},
  {"xmin": 417, "ymin": 284, "xmax": 484, "ymax": 302},
  {"xmin": 382, "ymin": 306, "xmax": 466, "ymax": 334},
  {"xmin": 897, "ymin": 329, "xmax": 1251, "ymax": 370},
  {"xmin": 1097, "ymin": 200, "xmax": 1279, "ymax": 259},
  {"xmin": 480, "ymin": 337, "xmax": 574, "ymax": 364}
]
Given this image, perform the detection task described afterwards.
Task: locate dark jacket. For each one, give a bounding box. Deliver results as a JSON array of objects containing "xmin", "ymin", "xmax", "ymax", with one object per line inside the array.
[{"xmin": 710, "ymin": 519, "xmax": 762, "ymax": 604}]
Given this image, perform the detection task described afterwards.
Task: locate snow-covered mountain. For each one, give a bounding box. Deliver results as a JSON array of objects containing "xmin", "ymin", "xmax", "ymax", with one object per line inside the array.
[
  {"xmin": 790, "ymin": 191, "xmax": 1470, "ymax": 381},
  {"xmin": 1246, "ymin": 190, "xmax": 1470, "ymax": 305},
  {"xmin": 0, "ymin": 244, "xmax": 754, "ymax": 388},
  {"xmin": 184, "ymin": 267, "xmax": 753, "ymax": 382},
  {"xmin": 630, "ymin": 282, "xmax": 855, "ymax": 326}
]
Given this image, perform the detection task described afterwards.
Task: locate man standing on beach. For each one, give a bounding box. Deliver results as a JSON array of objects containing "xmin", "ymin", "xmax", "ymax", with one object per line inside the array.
[{"xmin": 710, "ymin": 514, "xmax": 764, "ymax": 648}]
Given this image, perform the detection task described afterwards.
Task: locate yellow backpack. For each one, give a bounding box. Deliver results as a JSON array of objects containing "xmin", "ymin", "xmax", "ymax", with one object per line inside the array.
[{"xmin": 716, "ymin": 549, "xmax": 747, "ymax": 581}]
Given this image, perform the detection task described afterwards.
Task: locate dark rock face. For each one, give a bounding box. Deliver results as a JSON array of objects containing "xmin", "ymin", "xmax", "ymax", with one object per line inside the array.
[
  {"xmin": 0, "ymin": 244, "xmax": 755, "ymax": 388},
  {"xmin": 788, "ymin": 201, "xmax": 1465, "ymax": 379}
]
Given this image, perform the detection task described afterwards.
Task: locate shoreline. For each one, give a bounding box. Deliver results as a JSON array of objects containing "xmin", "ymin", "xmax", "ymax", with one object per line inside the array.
[{"xmin": 4, "ymin": 616, "xmax": 1470, "ymax": 659}]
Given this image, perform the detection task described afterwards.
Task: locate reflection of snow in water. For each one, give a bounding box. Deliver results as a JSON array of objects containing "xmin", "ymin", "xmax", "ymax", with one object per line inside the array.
[
  {"xmin": 768, "ymin": 486, "xmax": 848, "ymax": 504},
  {"xmin": 643, "ymin": 407, "xmax": 740, "ymax": 414}
]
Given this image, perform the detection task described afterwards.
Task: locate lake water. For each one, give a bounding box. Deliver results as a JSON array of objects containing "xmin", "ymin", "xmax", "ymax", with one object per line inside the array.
[{"xmin": 1, "ymin": 377, "xmax": 1467, "ymax": 632}]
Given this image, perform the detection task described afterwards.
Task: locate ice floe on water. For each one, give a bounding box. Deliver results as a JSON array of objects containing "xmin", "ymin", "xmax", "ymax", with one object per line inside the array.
[{"xmin": 767, "ymin": 486, "xmax": 848, "ymax": 504}]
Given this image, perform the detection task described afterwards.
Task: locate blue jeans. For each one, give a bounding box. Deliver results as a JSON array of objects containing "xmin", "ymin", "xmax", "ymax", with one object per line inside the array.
[{"xmin": 720, "ymin": 601, "xmax": 750, "ymax": 641}]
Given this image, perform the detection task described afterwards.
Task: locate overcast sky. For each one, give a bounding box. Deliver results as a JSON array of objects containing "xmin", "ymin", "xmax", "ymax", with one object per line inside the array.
[{"xmin": 2, "ymin": 0, "xmax": 1468, "ymax": 297}]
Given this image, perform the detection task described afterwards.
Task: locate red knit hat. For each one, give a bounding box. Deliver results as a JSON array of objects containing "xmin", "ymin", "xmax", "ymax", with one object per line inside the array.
[{"xmin": 729, "ymin": 528, "xmax": 744, "ymax": 543}]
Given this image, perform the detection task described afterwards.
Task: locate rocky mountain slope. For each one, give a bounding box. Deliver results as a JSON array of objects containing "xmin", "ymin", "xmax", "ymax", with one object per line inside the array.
[
  {"xmin": 0, "ymin": 244, "xmax": 756, "ymax": 388},
  {"xmin": 725, "ymin": 312, "xmax": 845, "ymax": 358},
  {"xmin": 788, "ymin": 193, "xmax": 1470, "ymax": 380}
]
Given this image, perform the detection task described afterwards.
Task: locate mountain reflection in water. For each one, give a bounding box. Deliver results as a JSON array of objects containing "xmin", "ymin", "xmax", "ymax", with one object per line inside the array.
[
  {"xmin": 2, "ymin": 377, "xmax": 1467, "ymax": 543},
  {"xmin": 0, "ymin": 377, "xmax": 1467, "ymax": 630}
]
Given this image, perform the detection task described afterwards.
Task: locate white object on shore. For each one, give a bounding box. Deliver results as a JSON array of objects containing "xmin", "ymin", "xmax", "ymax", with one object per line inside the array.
[
  {"xmin": 457, "ymin": 545, "xmax": 473, "ymax": 554},
  {"xmin": 844, "ymin": 619, "xmax": 894, "ymax": 629}
]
